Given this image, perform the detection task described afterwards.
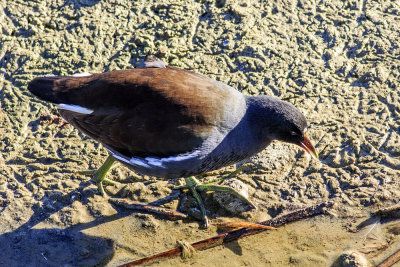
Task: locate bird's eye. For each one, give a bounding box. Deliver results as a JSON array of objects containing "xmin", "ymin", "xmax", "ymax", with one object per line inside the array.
[{"xmin": 290, "ymin": 131, "xmax": 297, "ymax": 136}]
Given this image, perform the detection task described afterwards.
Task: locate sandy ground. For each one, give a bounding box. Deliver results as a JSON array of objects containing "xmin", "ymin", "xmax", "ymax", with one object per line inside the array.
[{"xmin": 1, "ymin": 0, "xmax": 400, "ymax": 266}]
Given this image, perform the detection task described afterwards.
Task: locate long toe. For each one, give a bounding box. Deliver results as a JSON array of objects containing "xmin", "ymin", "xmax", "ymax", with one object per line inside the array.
[{"xmin": 78, "ymin": 155, "xmax": 119, "ymax": 196}]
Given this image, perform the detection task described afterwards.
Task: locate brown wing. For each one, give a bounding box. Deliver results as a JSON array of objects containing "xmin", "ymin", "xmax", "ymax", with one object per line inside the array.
[{"xmin": 29, "ymin": 66, "xmax": 243, "ymax": 157}]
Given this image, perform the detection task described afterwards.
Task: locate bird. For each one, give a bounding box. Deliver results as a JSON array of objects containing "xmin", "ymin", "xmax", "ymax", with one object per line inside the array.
[{"xmin": 28, "ymin": 56, "xmax": 318, "ymax": 227}]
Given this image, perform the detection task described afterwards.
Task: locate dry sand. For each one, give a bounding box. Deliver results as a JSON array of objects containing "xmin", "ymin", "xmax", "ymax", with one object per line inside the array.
[{"xmin": 1, "ymin": 0, "xmax": 400, "ymax": 266}]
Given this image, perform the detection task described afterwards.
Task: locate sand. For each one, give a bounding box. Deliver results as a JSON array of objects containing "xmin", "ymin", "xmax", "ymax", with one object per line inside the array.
[{"xmin": 1, "ymin": 0, "xmax": 399, "ymax": 266}]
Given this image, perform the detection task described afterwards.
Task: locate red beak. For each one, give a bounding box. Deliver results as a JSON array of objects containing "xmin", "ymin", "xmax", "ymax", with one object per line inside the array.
[{"xmin": 298, "ymin": 134, "xmax": 318, "ymax": 160}]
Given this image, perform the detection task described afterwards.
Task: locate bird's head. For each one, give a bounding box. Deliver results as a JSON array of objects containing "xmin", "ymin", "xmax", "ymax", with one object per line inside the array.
[
  {"xmin": 247, "ymin": 96, "xmax": 318, "ymax": 159},
  {"xmin": 274, "ymin": 123, "xmax": 318, "ymax": 160}
]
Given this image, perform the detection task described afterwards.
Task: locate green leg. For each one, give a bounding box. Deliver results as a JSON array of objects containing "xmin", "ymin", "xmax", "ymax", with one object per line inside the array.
[
  {"xmin": 175, "ymin": 174, "xmax": 256, "ymax": 228},
  {"xmin": 79, "ymin": 155, "xmax": 119, "ymax": 196},
  {"xmin": 184, "ymin": 177, "xmax": 209, "ymax": 227}
]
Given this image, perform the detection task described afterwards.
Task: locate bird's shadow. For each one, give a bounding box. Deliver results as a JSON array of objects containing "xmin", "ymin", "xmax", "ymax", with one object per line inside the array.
[
  {"xmin": 0, "ymin": 187, "xmax": 114, "ymax": 266},
  {"xmin": 0, "ymin": 183, "xmax": 187, "ymax": 266}
]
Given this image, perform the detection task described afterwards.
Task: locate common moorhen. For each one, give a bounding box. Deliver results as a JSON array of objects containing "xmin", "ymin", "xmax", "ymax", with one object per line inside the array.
[{"xmin": 28, "ymin": 56, "xmax": 318, "ymax": 227}]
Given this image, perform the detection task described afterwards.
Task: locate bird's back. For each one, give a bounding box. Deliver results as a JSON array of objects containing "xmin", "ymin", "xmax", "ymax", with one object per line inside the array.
[{"xmin": 28, "ymin": 66, "xmax": 246, "ymax": 159}]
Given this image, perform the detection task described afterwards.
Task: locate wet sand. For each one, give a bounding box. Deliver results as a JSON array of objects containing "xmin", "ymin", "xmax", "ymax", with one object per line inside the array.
[{"xmin": 1, "ymin": 0, "xmax": 400, "ymax": 266}]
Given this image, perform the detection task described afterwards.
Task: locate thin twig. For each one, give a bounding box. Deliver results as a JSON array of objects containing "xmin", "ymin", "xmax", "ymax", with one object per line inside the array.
[
  {"xmin": 118, "ymin": 201, "xmax": 334, "ymax": 266},
  {"xmin": 212, "ymin": 222, "xmax": 277, "ymax": 230}
]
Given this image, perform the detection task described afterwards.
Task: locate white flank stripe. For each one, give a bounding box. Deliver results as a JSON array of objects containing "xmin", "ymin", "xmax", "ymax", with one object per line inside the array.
[
  {"xmin": 129, "ymin": 157, "xmax": 151, "ymax": 168},
  {"xmin": 57, "ymin": 104, "xmax": 94, "ymax": 115},
  {"xmin": 112, "ymin": 154, "xmax": 132, "ymax": 165},
  {"xmin": 72, "ymin": 72, "xmax": 92, "ymax": 77},
  {"xmin": 160, "ymin": 150, "xmax": 201, "ymax": 163},
  {"xmin": 145, "ymin": 157, "xmax": 166, "ymax": 168},
  {"xmin": 107, "ymin": 146, "xmax": 201, "ymax": 170}
]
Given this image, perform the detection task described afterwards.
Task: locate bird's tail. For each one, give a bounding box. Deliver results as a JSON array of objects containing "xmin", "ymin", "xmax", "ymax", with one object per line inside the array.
[{"xmin": 27, "ymin": 76, "xmax": 64, "ymax": 104}]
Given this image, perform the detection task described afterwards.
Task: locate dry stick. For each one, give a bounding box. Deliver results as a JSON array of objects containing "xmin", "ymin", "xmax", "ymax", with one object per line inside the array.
[
  {"xmin": 377, "ymin": 249, "xmax": 400, "ymax": 267},
  {"xmin": 118, "ymin": 201, "xmax": 334, "ymax": 267}
]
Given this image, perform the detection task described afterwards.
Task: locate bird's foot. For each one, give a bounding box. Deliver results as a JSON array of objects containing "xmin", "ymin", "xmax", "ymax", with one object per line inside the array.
[
  {"xmin": 174, "ymin": 176, "xmax": 256, "ymax": 228},
  {"xmin": 78, "ymin": 155, "xmax": 119, "ymax": 196}
]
